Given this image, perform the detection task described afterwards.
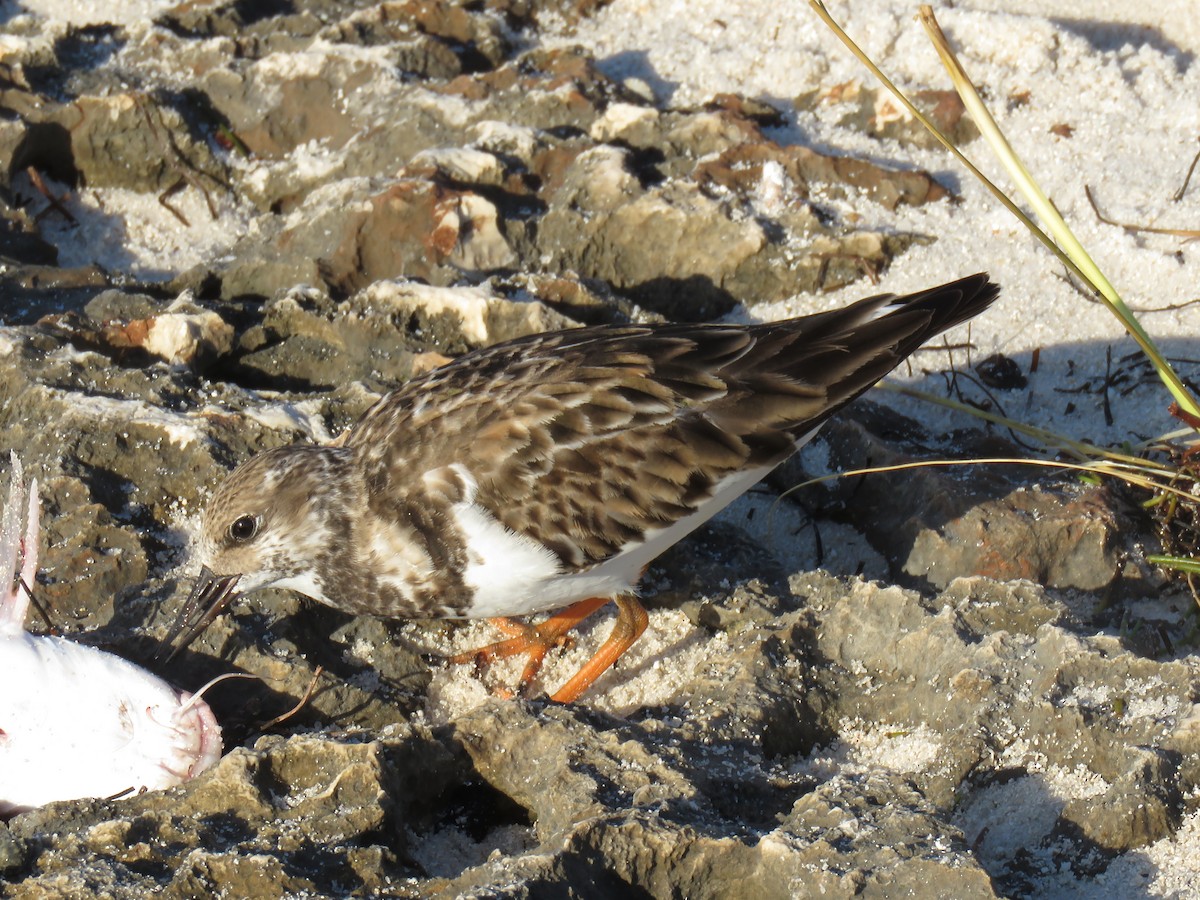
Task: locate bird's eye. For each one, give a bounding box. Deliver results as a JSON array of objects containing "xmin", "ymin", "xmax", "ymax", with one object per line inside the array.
[{"xmin": 228, "ymin": 515, "xmax": 259, "ymax": 543}]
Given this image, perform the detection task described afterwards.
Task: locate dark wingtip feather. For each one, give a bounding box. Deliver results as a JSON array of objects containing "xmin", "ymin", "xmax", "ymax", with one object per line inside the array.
[
  {"xmin": 882, "ymin": 271, "xmax": 1000, "ymax": 334},
  {"xmin": 721, "ymin": 272, "xmax": 1001, "ymax": 442}
]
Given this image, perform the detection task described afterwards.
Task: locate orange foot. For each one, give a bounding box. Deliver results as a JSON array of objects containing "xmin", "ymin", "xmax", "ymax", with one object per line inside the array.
[{"xmin": 449, "ymin": 595, "xmax": 649, "ymax": 703}]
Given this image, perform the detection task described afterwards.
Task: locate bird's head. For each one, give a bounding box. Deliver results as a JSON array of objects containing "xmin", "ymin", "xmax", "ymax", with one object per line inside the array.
[{"xmin": 160, "ymin": 445, "xmax": 356, "ymax": 659}]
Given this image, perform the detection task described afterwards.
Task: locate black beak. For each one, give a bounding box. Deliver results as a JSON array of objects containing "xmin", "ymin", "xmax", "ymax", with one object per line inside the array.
[{"xmin": 157, "ymin": 566, "xmax": 242, "ymax": 662}]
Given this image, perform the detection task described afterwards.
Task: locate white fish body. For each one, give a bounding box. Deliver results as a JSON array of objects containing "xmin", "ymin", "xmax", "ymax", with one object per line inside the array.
[{"xmin": 0, "ymin": 456, "xmax": 222, "ymax": 816}]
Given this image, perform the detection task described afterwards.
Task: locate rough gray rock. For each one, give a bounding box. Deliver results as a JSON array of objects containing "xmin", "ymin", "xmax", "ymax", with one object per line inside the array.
[{"xmin": 773, "ymin": 402, "xmax": 1158, "ymax": 597}]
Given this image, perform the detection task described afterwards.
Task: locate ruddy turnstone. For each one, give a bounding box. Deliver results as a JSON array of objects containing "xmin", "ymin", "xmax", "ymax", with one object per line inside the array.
[{"xmin": 165, "ymin": 273, "xmax": 998, "ymax": 702}]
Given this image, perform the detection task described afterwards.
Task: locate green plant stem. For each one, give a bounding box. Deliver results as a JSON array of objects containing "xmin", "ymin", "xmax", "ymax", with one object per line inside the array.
[{"xmin": 1147, "ymin": 555, "xmax": 1200, "ymax": 575}]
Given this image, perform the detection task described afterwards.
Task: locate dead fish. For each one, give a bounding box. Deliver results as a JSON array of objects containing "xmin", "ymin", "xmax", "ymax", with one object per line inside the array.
[{"xmin": 0, "ymin": 455, "xmax": 223, "ymax": 816}]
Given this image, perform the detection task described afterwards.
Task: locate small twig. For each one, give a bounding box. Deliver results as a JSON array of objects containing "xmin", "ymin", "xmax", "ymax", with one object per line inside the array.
[
  {"xmin": 260, "ymin": 665, "xmax": 325, "ymax": 729},
  {"xmin": 157, "ymin": 179, "xmax": 192, "ymax": 227},
  {"xmin": 1170, "ymin": 402, "xmax": 1200, "ymax": 432},
  {"xmin": 1173, "ymin": 138, "xmax": 1200, "ymax": 202},
  {"xmin": 26, "ymin": 167, "xmax": 77, "ymax": 224},
  {"xmin": 767, "ymin": 487, "xmax": 825, "ymax": 566},
  {"xmin": 941, "ymin": 365, "xmax": 1041, "ymax": 453},
  {"xmin": 815, "ymin": 253, "xmax": 882, "ymax": 290},
  {"xmin": 1102, "ymin": 345, "xmax": 1115, "ymax": 428},
  {"xmin": 18, "ymin": 575, "xmax": 56, "ymax": 633},
  {"xmin": 137, "ymin": 95, "xmax": 223, "ymax": 223},
  {"xmin": 1085, "ymin": 184, "xmax": 1199, "ymax": 240}
]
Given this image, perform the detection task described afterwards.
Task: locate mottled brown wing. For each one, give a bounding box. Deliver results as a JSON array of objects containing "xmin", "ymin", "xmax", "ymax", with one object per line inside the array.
[{"xmin": 344, "ymin": 273, "xmax": 998, "ymax": 571}]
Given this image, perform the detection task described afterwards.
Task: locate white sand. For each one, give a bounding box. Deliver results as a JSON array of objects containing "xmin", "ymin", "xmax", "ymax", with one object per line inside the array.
[{"xmin": 10, "ymin": 0, "xmax": 169, "ymax": 27}]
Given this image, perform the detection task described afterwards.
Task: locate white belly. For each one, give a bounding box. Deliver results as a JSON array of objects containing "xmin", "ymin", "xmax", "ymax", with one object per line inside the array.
[{"xmin": 454, "ymin": 461, "xmax": 779, "ymax": 618}]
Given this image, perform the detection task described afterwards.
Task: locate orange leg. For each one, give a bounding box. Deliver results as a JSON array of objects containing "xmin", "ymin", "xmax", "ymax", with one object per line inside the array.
[
  {"xmin": 487, "ymin": 617, "xmax": 543, "ymax": 637},
  {"xmin": 449, "ymin": 595, "xmax": 650, "ymax": 702},
  {"xmin": 549, "ymin": 595, "xmax": 649, "ymax": 704},
  {"xmin": 450, "ymin": 597, "xmax": 609, "ymax": 694}
]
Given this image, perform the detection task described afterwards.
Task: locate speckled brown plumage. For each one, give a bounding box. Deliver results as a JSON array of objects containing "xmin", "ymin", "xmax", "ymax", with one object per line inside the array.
[
  {"xmin": 167, "ymin": 273, "xmax": 999, "ymax": 699},
  {"xmin": 350, "ymin": 274, "xmax": 995, "ymax": 573}
]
